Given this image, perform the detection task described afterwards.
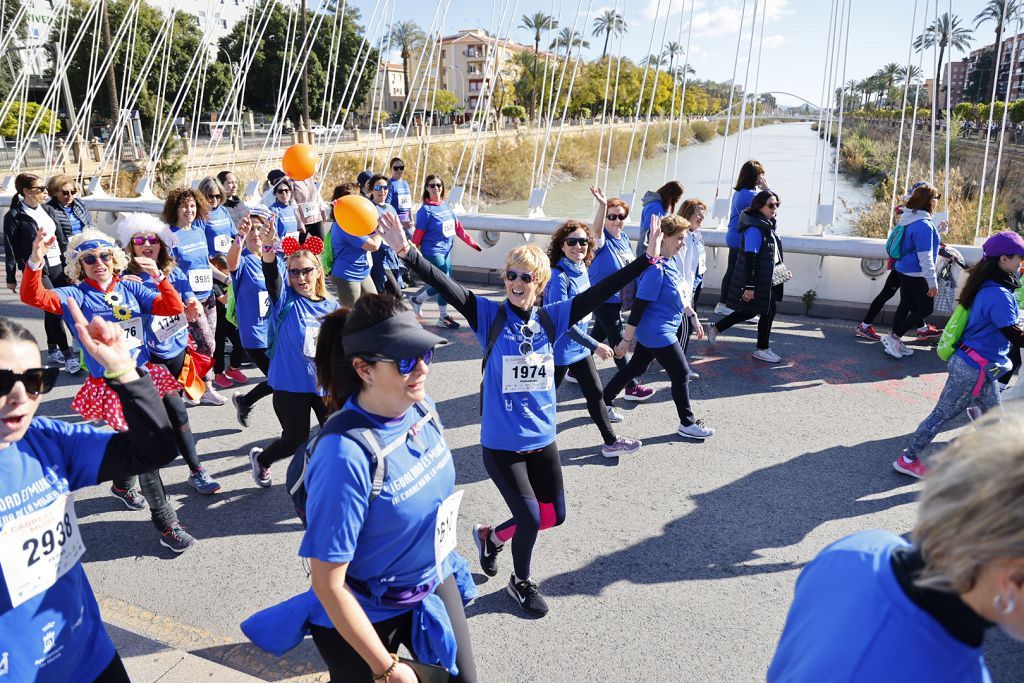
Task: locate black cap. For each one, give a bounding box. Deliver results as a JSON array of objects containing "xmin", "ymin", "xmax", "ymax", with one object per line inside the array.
[
  {"xmin": 267, "ymin": 169, "xmax": 286, "ymax": 184},
  {"xmin": 357, "ymin": 170, "xmax": 373, "ymax": 187},
  {"xmin": 344, "ymin": 311, "xmax": 448, "ymax": 359}
]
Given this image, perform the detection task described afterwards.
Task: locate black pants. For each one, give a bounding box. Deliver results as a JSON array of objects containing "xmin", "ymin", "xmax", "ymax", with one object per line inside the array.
[
  {"xmin": 300, "ymin": 221, "xmax": 324, "ymax": 242},
  {"xmin": 555, "ymin": 355, "xmax": 616, "ymax": 445},
  {"xmin": 112, "ymin": 469, "xmax": 177, "ymax": 531},
  {"xmin": 92, "ymin": 653, "xmax": 130, "ymax": 682},
  {"xmin": 1000, "ymin": 344, "xmax": 1022, "ymax": 385},
  {"xmin": 718, "ymin": 248, "xmax": 740, "ymax": 304},
  {"xmin": 308, "ymin": 576, "xmax": 477, "ymax": 683},
  {"xmin": 590, "ymin": 302, "xmax": 637, "ymax": 389},
  {"xmin": 40, "ymin": 271, "xmax": 70, "ymax": 352},
  {"xmin": 257, "ymin": 390, "xmax": 329, "ymax": 467},
  {"xmin": 892, "ymin": 275, "xmax": 933, "ymax": 337},
  {"xmin": 862, "ymin": 270, "xmax": 901, "ymax": 325},
  {"xmin": 603, "ymin": 341, "xmax": 695, "ymax": 426},
  {"xmin": 483, "ymin": 442, "xmax": 565, "ymax": 580},
  {"xmin": 148, "ymin": 351, "xmax": 202, "ymax": 473},
  {"xmin": 238, "ymin": 347, "xmax": 273, "ymax": 409},
  {"xmin": 214, "ymin": 299, "xmax": 245, "ymax": 374},
  {"xmin": 715, "ymin": 286, "xmax": 780, "ymax": 350}
]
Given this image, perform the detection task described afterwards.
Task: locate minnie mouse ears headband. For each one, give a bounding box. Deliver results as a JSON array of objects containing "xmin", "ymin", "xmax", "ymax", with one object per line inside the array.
[{"xmin": 281, "ymin": 236, "xmax": 324, "ymax": 257}]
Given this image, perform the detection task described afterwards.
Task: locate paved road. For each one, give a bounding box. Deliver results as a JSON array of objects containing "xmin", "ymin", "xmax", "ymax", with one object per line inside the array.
[{"xmin": 3, "ymin": 285, "xmax": 1022, "ymax": 682}]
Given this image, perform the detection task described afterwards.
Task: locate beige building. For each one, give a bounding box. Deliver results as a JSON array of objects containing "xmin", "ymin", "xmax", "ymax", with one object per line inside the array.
[
  {"xmin": 437, "ymin": 29, "xmax": 533, "ymax": 116},
  {"xmin": 357, "ymin": 62, "xmax": 408, "ymax": 126}
]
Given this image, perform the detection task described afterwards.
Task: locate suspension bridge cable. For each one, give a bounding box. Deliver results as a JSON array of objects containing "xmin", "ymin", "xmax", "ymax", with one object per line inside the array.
[
  {"xmin": 728, "ymin": 0, "xmax": 761, "ymax": 198},
  {"xmin": 987, "ymin": 15, "xmax": 1022, "ymax": 234},
  {"xmin": 829, "ymin": 0, "xmax": 853, "ymax": 226},
  {"xmin": 712, "ymin": 0, "xmax": 749, "ymax": 205},
  {"xmin": 807, "ymin": 0, "xmax": 839, "ymax": 225},
  {"xmin": 973, "ymin": 0, "xmax": 1010, "ymax": 240},
  {"xmin": 631, "ymin": 0, "xmax": 675, "ymax": 198},
  {"xmin": 672, "ymin": 0, "xmax": 695, "ymax": 181},
  {"xmin": 619, "ymin": 0, "xmax": 665, "ymax": 196},
  {"xmin": 887, "ymin": 0, "xmax": 921, "ymax": 225}
]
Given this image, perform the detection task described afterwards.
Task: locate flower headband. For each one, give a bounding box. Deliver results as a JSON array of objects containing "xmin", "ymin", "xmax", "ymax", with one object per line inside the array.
[{"xmin": 281, "ymin": 236, "xmax": 324, "ymax": 256}]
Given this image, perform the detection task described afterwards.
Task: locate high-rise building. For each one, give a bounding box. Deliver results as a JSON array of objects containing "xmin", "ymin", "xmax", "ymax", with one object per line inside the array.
[
  {"xmin": 436, "ymin": 29, "xmax": 534, "ymax": 115},
  {"xmin": 940, "ymin": 61, "xmax": 968, "ymax": 108}
]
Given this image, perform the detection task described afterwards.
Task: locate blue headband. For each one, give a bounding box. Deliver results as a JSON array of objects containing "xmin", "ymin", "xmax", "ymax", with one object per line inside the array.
[{"xmin": 74, "ymin": 238, "xmax": 115, "ymax": 256}]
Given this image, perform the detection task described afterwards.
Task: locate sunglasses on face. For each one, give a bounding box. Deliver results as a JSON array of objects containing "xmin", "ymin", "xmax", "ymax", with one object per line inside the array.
[
  {"xmin": 276, "ymin": 187, "xmax": 292, "ymax": 194},
  {"xmin": 132, "ymin": 235, "xmax": 160, "ymax": 246},
  {"xmin": 606, "ymin": 213, "xmax": 626, "ymax": 221},
  {"xmin": 766, "ymin": 203, "xmax": 780, "ymax": 209},
  {"xmin": 288, "ymin": 266, "xmax": 318, "ymax": 278},
  {"xmin": 392, "ymin": 165, "xmax": 405, "ymax": 171},
  {"xmin": 0, "ymin": 367, "xmax": 60, "ymax": 397},
  {"xmin": 60, "ymin": 188, "xmax": 77, "ymax": 196},
  {"xmin": 81, "ymin": 251, "xmax": 114, "ymax": 265},
  {"xmin": 564, "ymin": 237, "xmax": 590, "ymax": 247},
  {"xmin": 207, "ymin": 193, "xmax": 222, "ymax": 200},
  {"xmin": 27, "ymin": 186, "xmax": 46, "ymax": 193},
  {"xmin": 427, "ymin": 183, "xmax": 443, "ymax": 189},
  {"xmin": 372, "ymin": 185, "xmax": 388, "ymax": 192},
  {"xmin": 363, "ymin": 349, "xmax": 434, "ymax": 375},
  {"xmin": 504, "ymin": 269, "xmax": 535, "ymax": 284}
]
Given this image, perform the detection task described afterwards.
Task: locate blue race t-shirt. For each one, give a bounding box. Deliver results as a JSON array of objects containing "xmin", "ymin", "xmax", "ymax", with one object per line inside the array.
[
  {"xmin": 0, "ymin": 418, "xmax": 117, "ymax": 683},
  {"xmin": 330, "ymin": 222, "xmax": 372, "ymax": 282},
  {"xmin": 959, "ymin": 279, "xmax": 1019, "ymax": 371},
  {"xmin": 271, "ymin": 201, "xmax": 299, "ymax": 240},
  {"xmin": 588, "ymin": 229, "xmax": 633, "ymax": 305},
  {"xmin": 299, "ymin": 396, "xmax": 455, "ymax": 624},
  {"xmin": 62, "ymin": 205, "xmax": 84, "ymax": 235},
  {"xmin": 728, "ymin": 188, "xmax": 758, "ymax": 249},
  {"xmin": 142, "ymin": 268, "xmax": 192, "ymax": 360},
  {"xmin": 894, "ymin": 218, "xmax": 940, "ymax": 277},
  {"xmin": 200, "ymin": 205, "xmax": 237, "ymax": 256},
  {"xmin": 545, "ymin": 257, "xmax": 594, "ymax": 366},
  {"xmin": 474, "ymin": 298, "xmax": 572, "ymax": 451},
  {"xmin": 170, "ymin": 225, "xmax": 214, "ymax": 300},
  {"xmin": 769, "ymin": 530, "xmax": 991, "ymax": 683},
  {"xmin": 266, "ymin": 289, "xmax": 339, "ymax": 393},
  {"xmin": 415, "ymin": 202, "xmax": 458, "ymax": 258},
  {"xmin": 387, "ymin": 178, "xmax": 414, "ymax": 224},
  {"xmin": 634, "ymin": 258, "xmax": 684, "ymax": 349},
  {"xmin": 232, "ymin": 252, "xmax": 279, "ymax": 349}
]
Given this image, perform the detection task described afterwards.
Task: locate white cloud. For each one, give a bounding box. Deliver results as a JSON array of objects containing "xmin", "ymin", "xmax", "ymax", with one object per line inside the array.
[{"xmin": 762, "ymin": 34, "xmax": 785, "ymax": 49}]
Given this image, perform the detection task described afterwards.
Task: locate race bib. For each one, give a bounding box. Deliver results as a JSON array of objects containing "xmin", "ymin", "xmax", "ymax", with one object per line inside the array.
[
  {"xmin": 151, "ymin": 314, "xmax": 186, "ymax": 343},
  {"xmin": 398, "ymin": 193, "xmax": 412, "ymax": 210},
  {"xmin": 213, "ymin": 234, "xmax": 232, "ymax": 254},
  {"xmin": 189, "ymin": 268, "xmax": 213, "ymax": 292},
  {"xmin": 303, "ymin": 324, "xmax": 320, "ymax": 358},
  {"xmin": 258, "ymin": 291, "xmax": 271, "ymax": 318},
  {"xmin": 300, "ymin": 202, "xmax": 320, "ymax": 220},
  {"xmin": 0, "ymin": 493, "xmax": 85, "ymax": 609},
  {"xmin": 501, "ymin": 354, "xmax": 554, "ymax": 393},
  {"xmin": 441, "ymin": 219, "xmax": 456, "ymax": 238},
  {"xmin": 45, "ymin": 240, "xmax": 61, "ymax": 267},
  {"xmin": 434, "ymin": 490, "xmax": 464, "ymax": 581},
  {"xmin": 117, "ymin": 318, "xmax": 143, "ymax": 349}
]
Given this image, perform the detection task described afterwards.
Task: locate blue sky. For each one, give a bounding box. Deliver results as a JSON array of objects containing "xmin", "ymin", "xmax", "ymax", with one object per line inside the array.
[{"xmin": 362, "ymin": 0, "xmax": 999, "ymax": 108}]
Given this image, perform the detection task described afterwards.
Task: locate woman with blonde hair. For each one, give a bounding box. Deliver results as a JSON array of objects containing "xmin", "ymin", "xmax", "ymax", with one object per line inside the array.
[
  {"xmin": 770, "ymin": 415, "xmax": 1024, "ymax": 680},
  {"xmin": 379, "ymin": 211, "xmax": 661, "ymax": 617}
]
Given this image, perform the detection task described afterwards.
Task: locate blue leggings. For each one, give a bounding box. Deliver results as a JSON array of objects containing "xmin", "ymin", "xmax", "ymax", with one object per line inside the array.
[
  {"xmin": 483, "ymin": 442, "xmax": 566, "ymax": 579},
  {"xmin": 415, "ymin": 252, "xmax": 452, "ymax": 306}
]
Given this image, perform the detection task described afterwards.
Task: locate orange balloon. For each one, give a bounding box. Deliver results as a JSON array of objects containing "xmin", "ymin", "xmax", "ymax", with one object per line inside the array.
[
  {"xmin": 334, "ymin": 195, "xmax": 379, "ymax": 237},
  {"xmin": 281, "ymin": 143, "xmax": 317, "ymax": 181}
]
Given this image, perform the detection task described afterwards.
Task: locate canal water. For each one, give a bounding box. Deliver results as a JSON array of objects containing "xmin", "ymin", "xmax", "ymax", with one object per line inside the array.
[{"xmin": 490, "ymin": 122, "xmax": 875, "ymax": 235}]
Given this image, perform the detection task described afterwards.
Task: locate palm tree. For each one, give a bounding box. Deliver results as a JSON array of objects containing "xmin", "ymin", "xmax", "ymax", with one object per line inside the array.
[
  {"xmin": 877, "ymin": 62, "xmax": 901, "ymax": 107},
  {"xmin": 974, "ymin": 0, "xmax": 1021, "ymax": 98},
  {"xmin": 895, "ymin": 64, "xmax": 924, "ymax": 87},
  {"xmin": 663, "ymin": 41, "xmax": 684, "ymax": 76},
  {"xmin": 914, "ymin": 13, "xmax": 974, "ymax": 112},
  {"xmin": 520, "ymin": 12, "xmax": 558, "ymax": 118},
  {"xmin": 387, "ymin": 21, "xmax": 425, "ymax": 122},
  {"xmin": 550, "ymin": 27, "xmax": 589, "ymax": 55},
  {"xmin": 845, "ymin": 79, "xmax": 861, "ymax": 110},
  {"xmin": 640, "ymin": 54, "xmax": 665, "ymax": 68},
  {"xmin": 672, "ymin": 64, "xmax": 696, "ymax": 82},
  {"xmin": 592, "ymin": 9, "xmax": 626, "ymax": 59}
]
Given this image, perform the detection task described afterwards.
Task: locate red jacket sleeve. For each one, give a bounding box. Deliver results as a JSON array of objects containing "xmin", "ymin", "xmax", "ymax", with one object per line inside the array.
[
  {"xmin": 454, "ymin": 220, "xmax": 479, "ymax": 249},
  {"xmin": 151, "ymin": 276, "xmax": 185, "ymax": 316},
  {"xmin": 411, "ymin": 228, "xmax": 426, "ymax": 246},
  {"xmin": 19, "ymin": 266, "xmax": 63, "ymax": 315}
]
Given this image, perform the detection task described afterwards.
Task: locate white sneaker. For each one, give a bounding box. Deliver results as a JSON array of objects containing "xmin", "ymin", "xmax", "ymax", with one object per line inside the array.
[
  {"xmin": 64, "ymin": 354, "xmax": 82, "ymax": 374},
  {"xmin": 898, "ymin": 340, "xmax": 914, "ymax": 357},
  {"xmin": 677, "ymin": 420, "xmax": 715, "ymax": 440},
  {"xmin": 248, "ymin": 447, "xmax": 271, "ymax": 488},
  {"xmin": 411, "ymin": 296, "xmax": 423, "ymax": 317},
  {"xmin": 752, "ymin": 348, "xmax": 781, "ymax": 363},
  {"xmin": 606, "ymin": 406, "xmax": 623, "ymax": 423},
  {"xmin": 46, "ymin": 349, "xmax": 65, "ymax": 366},
  {"xmin": 881, "ymin": 335, "xmax": 904, "ymax": 359},
  {"xmin": 713, "ymin": 303, "xmax": 733, "ymax": 316},
  {"xmin": 200, "ymin": 387, "xmax": 227, "ymax": 406},
  {"xmin": 565, "ymin": 371, "xmax": 578, "ymax": 384},
  {"xmin": 707, "ymin": 324, "xmax": 717, "ymax": 346}
]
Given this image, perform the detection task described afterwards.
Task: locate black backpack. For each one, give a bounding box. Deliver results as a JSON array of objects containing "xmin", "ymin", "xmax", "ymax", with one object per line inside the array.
[
  {"xmin": 478, "ymin": 304, "xmax": 556, "ymax": 413},
  {"xmin": 286, "ymin": 401, "xmax": 441, "ymax": 528}
]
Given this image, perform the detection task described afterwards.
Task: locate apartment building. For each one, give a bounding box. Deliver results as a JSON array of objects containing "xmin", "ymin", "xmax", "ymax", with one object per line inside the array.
[
  {"xmin": 940, "ymin": 60, "xmax": 967, "ymax": 108},
  {"xmin": 965, "ymin": 33, "xmax": 1024, "ymax": 103},
  {"xmin": 355, "ymin": 62, "xmax": 408, "ymax": 125},
  {"xmin": 436, "ymin": 29, "xmax": 533, "ymax": 115}
]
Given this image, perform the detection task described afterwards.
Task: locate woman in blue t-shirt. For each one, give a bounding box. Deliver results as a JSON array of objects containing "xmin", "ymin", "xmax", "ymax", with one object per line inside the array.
[
  {"xmin": 544, "ymin": 220, "xmax": 641, "ymax": 458},
  {"xmin": 246, "ymin": 220, "xmax": 339, "ymax": 488},
  {"xmin": 386, "ymin": 156, "xmax": 414, "ymax": 234},
  {"xmin": 329, "ymin": 182, "xmax": 382, "ymax": 308},
  {"xmin": 636, "ymin": 180, "xmax": 684, "ymax": 257},
  {"xmin": 0, "ymin": 315, "xmax": 181, "ymax": 683},
  {"xmin": 716, "ymin": 160, "xmax": 768, "ymax": 315},
  {"xmin": 269, "ymin": 178, "xmax": 300, "ymax": 240},
  {"xmin": 379, "ymin": 211, "xmax": 660, "ymax": 617},
  {"xmin": 603, "ymin": 215, "xmax": 715, "ymax": 441},
  {"xmin": 367, "ymin": 174, "xmax": 404, "ymax": 298},
  {"xmin": 893, "ymin": 231, "xmax": 1024, "ymax": 480}
]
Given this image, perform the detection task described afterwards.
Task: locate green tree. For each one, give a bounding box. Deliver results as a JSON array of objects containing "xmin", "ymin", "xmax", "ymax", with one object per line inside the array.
[
  {"xmin": 1011, "ymin": 99, "xmax": 1024, "ymax": 123},
  {"xmin": 386, "ymin": 21, "xmax": 424, "ymax": 123},
  {"xmin": 954, "ymin": 101, "xmax": 979, "ymax": 120},
  {"xmin": 519, "ymin": 11, "xmax": 557, "ymax": 118},
  {"xmin": 914, "ymin": 13, "xmax": 974, "ymax": 112},
  {"xmin": 502, "ymin": 104, "xmax": 527, "ymax": 121},
  {"xmin": 591, "ymin": 9, "xmax": 626, "ymax": 60},
  {"xmin": 431, "ymin": 89, "xmax": 458, "ymax": 115},
  {"xmin": 973, "ymin": 0, "xmax": 1021, "ymax": 99},
  {"xmin": 549, "ymin": 27, "xmax": 589, "ymax": 55},
  {"xmin": 876, "ymin": 62, "xmax": 901, "ymax": 107},
  {"xmin": 0, "ymin": 102, "xmax": 61, "ymax": 137}
]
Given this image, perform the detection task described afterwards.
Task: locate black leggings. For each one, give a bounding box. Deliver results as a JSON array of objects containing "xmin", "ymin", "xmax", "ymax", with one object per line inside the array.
[
  {"xmin": 238, "ymin": 347, "xmax": 273, "ymax": 409},
  {"xmin": 92, "ymin": 653, "xmax": 130, "ymax": 682},
  {"xmin": 715, "ymin": 286, "xmax": 780, "ymax": 350},
  {"xmin": 718, "ymin": 248, "xmax": 740, "ymax": 304},
  {"xmin": 603, "ymin": 341, "xmax": 695, "ymax": 426},
  {"xmin": 257, "ymin": 390, "xmax": 329, "ymax": 467},
  {"xmin": 214, "ymin": 299, "xmax": 245, "ymax": 374},
  {"xmin": 300, "ymin": 221, "xmax": 324, "ymax": 242},
  {"xmin": 41, "ymin": 271, "xmax": 70, "ymax": 352},
  {"xmin": 590, "ymin": 302, "xmax": 637, "ymax": 389},
  {"xmin": 892, "ymin": 275, "xmax": 933, "ymax": 337},
  {"xmin": 862, "ymin": 269, "xmax": 901, "ymax": 325},
  {"xmin": 483, "ymin": 442, "xmax": 566, "ymax": 580},
  {"xmin": 308, "ymin": 576, "xmax": 477, "ymax": 683},
  {"xmin": 554, "ymin": 355, "xmax": 616, "ymax": 445},
  {"xmin": 148, "ymin": 351, "xmax": 202, "ymax": 473},
  {"xmin": 112, "ymin": 469, "xmax": 178, "ymax": 531}
]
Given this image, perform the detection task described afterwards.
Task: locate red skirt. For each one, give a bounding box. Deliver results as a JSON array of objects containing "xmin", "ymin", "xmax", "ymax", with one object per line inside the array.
[{"xmin": 70, "ymin": 362, "xmax": 181, "ymax": 432}]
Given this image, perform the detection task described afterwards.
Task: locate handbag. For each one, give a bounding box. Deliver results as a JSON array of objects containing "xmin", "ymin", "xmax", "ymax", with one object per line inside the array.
[
  {"xmin": 771, "ymin": 262, "xmax": 792, "ymax": 286},
  {"xmin": 401, "ymin": 658, "xmax": 450, "ymax": 682}
]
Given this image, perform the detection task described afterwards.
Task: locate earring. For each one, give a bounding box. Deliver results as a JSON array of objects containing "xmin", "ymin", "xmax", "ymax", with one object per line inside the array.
[{"xmin": 994, "ymin": 592, "xmax": 1017, "ymax": 616}]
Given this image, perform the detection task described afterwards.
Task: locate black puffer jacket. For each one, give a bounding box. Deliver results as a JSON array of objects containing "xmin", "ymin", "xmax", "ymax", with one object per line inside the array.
[
  {"xmin": 4, "ymin": 201, "xmax": 72, "ymax": 285},
  {"xmin": 725, "ymin": 212, "xmax": 784, "ymax": 315}
]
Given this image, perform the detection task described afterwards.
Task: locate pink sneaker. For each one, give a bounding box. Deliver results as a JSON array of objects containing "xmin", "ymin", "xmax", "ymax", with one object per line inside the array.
[
  {"xmin": 624, "ymin": 383, "xmax": 655, "ymax": 402},
  {"xmin": 213, "ymin": 372, "xmax": 234, "ymax": 389},
  {"xmin": 225, "ymin": 367, "xmax": 248, "ymax": 384},
  {"xmin": 892, "ymin": 454, "xmax": 928, "ymax": 479}
]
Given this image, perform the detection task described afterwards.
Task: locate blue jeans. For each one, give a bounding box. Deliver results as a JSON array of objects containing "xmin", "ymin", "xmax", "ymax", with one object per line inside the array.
[
  {"xmin": 904, "ymin": 352, "xmax": 1002, "ymax": 460},
  {"xmin": 416, "ymin": 251, "xmax": 452, "ymax": 306}
]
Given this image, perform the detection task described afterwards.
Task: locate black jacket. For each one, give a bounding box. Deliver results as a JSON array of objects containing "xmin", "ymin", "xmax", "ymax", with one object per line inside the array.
[
  {"xmin": 725, "ymin": 212, "xmax": 784, "ymax": 315},
  {"xmin": 43, "ymin": 197, "xmax": 92, "ymax": 241},
  {"xmin": 4, "ymin": 201, "xmax": 71, "ymax": 285}
]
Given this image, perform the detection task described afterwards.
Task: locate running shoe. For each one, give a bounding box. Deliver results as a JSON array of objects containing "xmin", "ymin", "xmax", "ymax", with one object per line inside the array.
[
  {"xmin": 601, "ymin": 436, "xmax": 641, "ymax": 458},
  {"xmin": 915, "ymin": 324, "xmax": 943, "ymax": 342},
  {"xmin": 232, "ymin": 392, "xmax": 252, "ymax": 428},
  {"xmin": 200, "ymin": 386, "xmax": 227, "ymax": 406},
  {"xmin": 713, "ymin": 303, "xmax": 733, "ymax": 316},
  {"xmin": 437, "ymin": 315, "xmax": 461, "ymax": 329},
  {"xmin": 225, "ymin": 367, "xmax": 248, "ymax": 384},
  {"xmin": 898, "ymin": 339, "xmax": 914, "ymax": 356},
  {"xmin": 159, "ymin": 524, "xmax": 197, "ymax": 553},
  {"xmin": 687, "ymin": 370, "xmax": 700, "ymax": 380},
  {"xmin": 472, "ymin": 524, "xmax": 503, "ymax": 577},
  {"xmin": 881, "ymin": 335, "xmax": 904, "ymax": 359},
  {"xmin": 46, "ymin": 349, "xmax": 65, "ymax": 366},
  {"xmin": 707, "ymin": 324, "xmax": 717, "ymax": 346},
  {"xmin": 110, "ymin": 484, "xmax": 147, "ymax": 510},
  {"xmin": 411, "ymin": 296, "xmax": 423, "ymax": 317},
  {"xmin": 249, "ymin": 447, "xmax": 272, "ymax": 488},
  {"xmin": 64, "ymin": 353, "xmax": 82, "ymax": 374},
  {"xmin": 855, "ymin": 323, "xmax": 881, "ymax": 341},
  {"xmin": 507, "ymin": 575, "xmax": 549, "ymax": 617},
  {"xmin": 606, "ymin": 406, "xmax": 624, "ymax": 423},
  {"xmin": 677, "ymin": 420, "xmax": 715, "ymax": 440},
  {"xmin": 893, "ymin": 454, "xmax": 928, "ymax": 479},
  {"xmin": 213, "ymin": 372, "xmax": 234, "ymax": 389},
  {"xmin": 624, "ymin": 383, "xmax": 654, "ymax": 402},
  {"xmin": 752, "ymin": 348, "xmax": 781, "ymax": 363},
  {"xmin": 565, "ymin": 370, "xmax": 578, "ymax": 384},
  {"xmin": 187, "ymin": 467, "xmax": 221, "ymax": 495}
]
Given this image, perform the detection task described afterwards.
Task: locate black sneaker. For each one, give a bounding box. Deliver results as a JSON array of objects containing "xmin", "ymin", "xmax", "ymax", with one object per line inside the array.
[
  {"xmin": 437, "ymin": 315, "xmax": 461, "ymax": 329},
  {"xmin": 506, "ymin": 575, "xmax": 549, "ymax": 617},
  {"xmin": 159, "ymin": 524, "xmax": 197, "ymax": 553},
  {"xmin": 232, "ymin": 391, "xmax": 252, "ymax": 428},
  {"xmin": 472, "ymin": 524, "xmax": 503, "ymax": 577},
  {"xmin": 109, "ymin": 484, "xmax": 147, "ymax": 511}
]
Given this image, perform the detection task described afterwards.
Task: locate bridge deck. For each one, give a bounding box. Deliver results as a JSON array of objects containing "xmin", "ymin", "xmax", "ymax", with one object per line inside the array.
[{"xmin": 2, "ymin": 285, "xmax": 1021, "ymax": 682}]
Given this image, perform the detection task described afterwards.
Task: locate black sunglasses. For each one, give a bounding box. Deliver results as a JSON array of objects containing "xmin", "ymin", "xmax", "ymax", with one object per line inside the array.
[
  {"xmin": 564, "ymin": 237, "xmax": 590, "ymax": 247},
  {"xmin": 427, "ymin": 183, "xmax": 443, "ymax": 189},
  {"xmin": 81, "ymin": 252, "xmax": 114, "ymax": 265},
  {"xmin": 0, "ymin": 367, "xmax": 60, "ymax": 397},
  {"xmin": 276, "ymin": 187, "xmax": 292, "ymax": 193},
  {"xmin": 765, "ymin": 202, "xmax": 780, "ymax": 209},
  {"xmin": 505, "ymin": 269, "xmax": 535, "ymax": 284},
  {"xmin": 606, "ymin": 213, "xmax": 626, "ymax": 221},
  {"xmin": 288, "ymin": 266, "xmax": 318, "ymax": 278},
  {"xmin": 393, "ymin": 165, "xmax": 405, "ymax": 171},
  {"xmin": 60, "ymin": 188, "xmax": 77, "ymax": 196},
  {"xmin": 361, "ymin": 349, "xmax": 434, "ymax": 375},
  {"xmin": 207, "ymin": 193, "xmax": 222, "ymax": 200}
]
